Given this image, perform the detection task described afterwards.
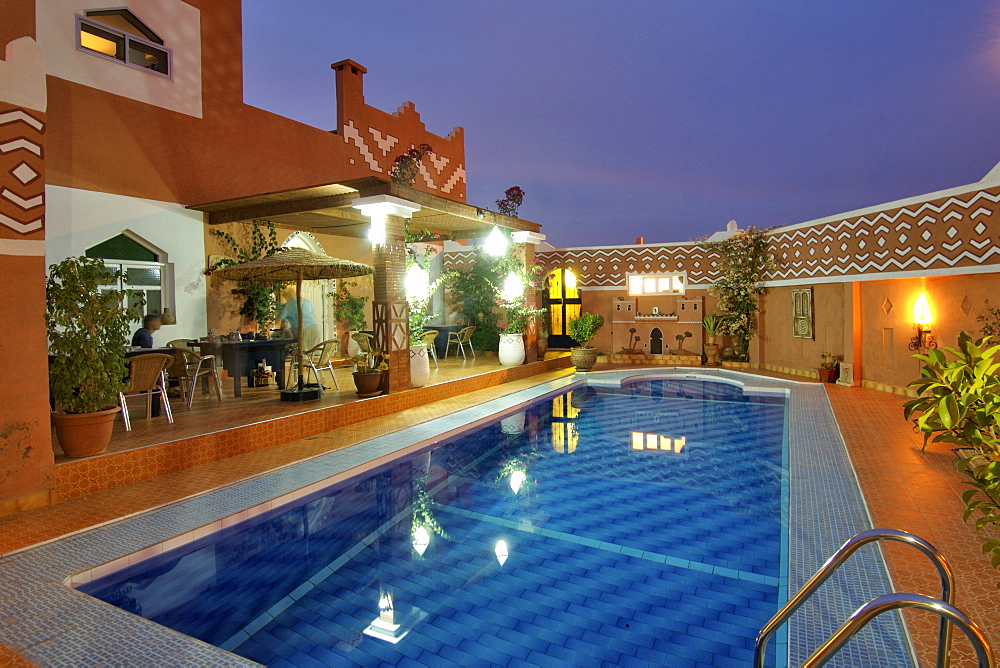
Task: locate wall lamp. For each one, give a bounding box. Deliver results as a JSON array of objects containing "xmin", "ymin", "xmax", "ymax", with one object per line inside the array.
[{"xmin": 908, "ymin": 292, "xmax": 937, "ymax": 351}]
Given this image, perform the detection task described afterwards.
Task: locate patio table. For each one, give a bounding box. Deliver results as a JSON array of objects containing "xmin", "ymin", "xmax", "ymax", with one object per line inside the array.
[{"xmin": 191, "ymin": 339, "xmax": 294, "ymax": 398}]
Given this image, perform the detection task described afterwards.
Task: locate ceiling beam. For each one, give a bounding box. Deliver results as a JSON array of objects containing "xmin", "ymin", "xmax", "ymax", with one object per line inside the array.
[{"xmin": 203, "ymin": 193, "xmax": 362, "ymax": 225}]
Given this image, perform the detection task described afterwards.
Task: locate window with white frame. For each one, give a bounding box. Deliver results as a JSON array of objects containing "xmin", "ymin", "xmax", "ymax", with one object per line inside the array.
[
  {"xmin": 626, "ymin": 273, "xmax": 686, "ymax": 296},
  {"xmin": 86, "ymin": 233, "xmax": 172, "ymax": 325},
  {"xmin": 77, "ymin": 9, "xmax": 171, "ymax": 77}
]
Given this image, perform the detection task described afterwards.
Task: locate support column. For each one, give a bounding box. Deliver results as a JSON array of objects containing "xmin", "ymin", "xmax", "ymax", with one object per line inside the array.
[
  {"xmin": 516, "ymin": 242, "xmax": 539, "ymax": 363},
  {"xmin": 372, "ymin": 213, "xmax": 410, "ymax": 393},
  {"xmin": 0, "ymin": 34, "xmax": 54, "ymax": 514},
  {"xmin": 842, "ymin": 281, "xmax": 863, "ymax": 386}
]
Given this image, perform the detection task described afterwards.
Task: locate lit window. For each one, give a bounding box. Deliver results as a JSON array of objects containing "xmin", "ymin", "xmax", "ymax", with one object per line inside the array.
[
  {"xmin": 627, "ymin": 273, "xmax": 686, "ymax": 296},
  {"xmin": 77, "ymin": 10, "xmax": 170, "ymax": 77}
]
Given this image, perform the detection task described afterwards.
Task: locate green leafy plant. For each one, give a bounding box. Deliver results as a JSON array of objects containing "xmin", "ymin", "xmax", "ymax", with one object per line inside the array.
[
  {"xmin": 390, "ymin": 144, "xmax": 432, "ymax": 185},
  {"xmin": 497, "ymin": 297, "xmax": 545, "ymax": 335},
  {"xmin": 352, "ymin": 350, "xmax": 389, "ymax": 374},
  {"xmin": 330, "ymin": 280, "xmax": 369, "ymax": 333},
  {"xmin": 209, "ymin": 220, "xmax": 283, "ymax": 333},
  {"xmin": 408, "ymin": 271, "xmax": 456, "ymax": 345},
  {"xmin": 903, "ymin": 332, "xmax": 1000, "ymax": 581},
  {"xmin": 819, "ymin": 352, "xmax": 840, "ymax": 370},
  {"xmin": 702, "ymin": 313, "xmax": 722, "ymax": 335},
  {"xmin": 977, "ymin": 299, "xmax": 1000, "ymax": 339},
  {"xmin": 47, "ymin": 256, "xmax": 141, "ymax": 413},
  {"xmin": 446, "ymin": 247, "xmax": 518, "ymax": 350},
  {"xmin": 568, "ymin": 313, "xmax": 605, "ymax": 348},
  {"xmin": 705, "ymin": 227, "xmax": 775, "ymax": 361}
]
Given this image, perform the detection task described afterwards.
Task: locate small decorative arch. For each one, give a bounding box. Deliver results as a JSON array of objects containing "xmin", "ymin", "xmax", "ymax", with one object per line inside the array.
[{"xmin": 281, "ymin": 230, "xmax": 325, "ymax": 253}]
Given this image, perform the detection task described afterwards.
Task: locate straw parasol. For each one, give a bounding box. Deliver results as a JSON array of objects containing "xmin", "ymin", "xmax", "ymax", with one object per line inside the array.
[{"xmin": 214, "ymin": 247, "xmax": 374, "ymax": 401}]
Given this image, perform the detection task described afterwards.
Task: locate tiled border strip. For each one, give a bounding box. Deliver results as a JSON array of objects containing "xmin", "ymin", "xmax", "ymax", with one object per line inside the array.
[
  {"xmin": 0, "ymin": 368, "xmax": 912, "ymax": 666},
  {"xmin": 53, "ymin": 355, "xmax": 573, "ymax": 501}
]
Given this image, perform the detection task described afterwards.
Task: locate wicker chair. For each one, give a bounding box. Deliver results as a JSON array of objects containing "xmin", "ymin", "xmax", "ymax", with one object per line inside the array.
[
  {"xmin": 445, "ymin": 326, "xmax": 476, "ymax": 359},
  {"xmin": 166, "ymin": 339, "xmax": 194, "ymax": 350},
  {"xmin": 305, "ymin": 338, "xmax": 342, "ymax": 393},
  {"xmin": 119, "ymin": 353, "xmax": 174, "ymax": 431},
  {"xmin": 168, "ymin": 349, "xmax": 223, "ymax": 408},
  {"xmin": 351, "ymin": 331, "xmax": 374, "ymax": 353},
  {"xmin": 421, "ymin": 330, "xmax": 440, "ymax": 368}
]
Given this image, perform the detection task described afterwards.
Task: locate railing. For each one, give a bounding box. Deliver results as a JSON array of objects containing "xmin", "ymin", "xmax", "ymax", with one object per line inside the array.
[
  {"xmin": 804, "ymin": 592, "xmax": 994, "ymax": 667},
  {"xmin": 754, "ymin": 528, "xmax": 957, "ymax": 668}
]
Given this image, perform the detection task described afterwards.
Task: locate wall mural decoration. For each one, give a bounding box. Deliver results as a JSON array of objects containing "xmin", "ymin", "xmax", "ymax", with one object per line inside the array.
[{"xmin": 792, "ymin": 287, "xmax": 813, "ymax": 339}]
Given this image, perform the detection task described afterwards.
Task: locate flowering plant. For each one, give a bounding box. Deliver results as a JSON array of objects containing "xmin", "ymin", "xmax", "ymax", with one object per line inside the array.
[
  {"xmin": 496, "ymin": 186, "xmax": 525, "ymax": 218},
  {"xmin": 497, "ymin": 296, "xmax": 545, "ymax": 335},
  {"xmin": 820, "ymin": 352, "xmax": 839, "ymax": 370},
  {"xmin": 390, "ymin": 144, "xmax": 433, "ymax": 186}
]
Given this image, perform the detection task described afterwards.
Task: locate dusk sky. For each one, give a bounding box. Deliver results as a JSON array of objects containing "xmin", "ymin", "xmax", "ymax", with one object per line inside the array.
[{"xmin": 242, "ymin": 2, "xmax": 1000, "ymax": 248}]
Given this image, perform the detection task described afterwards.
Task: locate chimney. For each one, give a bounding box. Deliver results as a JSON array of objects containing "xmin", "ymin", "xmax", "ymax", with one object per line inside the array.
[
  {"xmin": 635, "ymin": 236, "xmax": 645, "ymax": 244},
  {"xmin": 331, "ymin": 59, "xmax": 367, "ymax": 133}
]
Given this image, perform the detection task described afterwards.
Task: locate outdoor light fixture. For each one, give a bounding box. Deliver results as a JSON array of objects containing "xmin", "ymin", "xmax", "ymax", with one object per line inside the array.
[
  {"xmin": 484, "ymin": 225, "xmax": 508, "ymax": 256},
  {"xmin": 411, "ymin": 525, "xmax": 430, "ymax": 556},
  {"xmin": 352, "ymin": 195, "xmax": 421, "ymax": 246},
  {"xmin": 404, "ymin": 264, "xmax": 430, "ymax": 303},
  {"xmin": 564, "ymin": 269, "xmax": 578, "ymax": 289},
  {"xmin": 500, "ymin": 271, "xmax": 523, "ymax": 302},
  {"xmin": 908, "ymin": 292, "xmax": 936, "ymax": 351},
  {"xmin": 512, "ymin": 230, "xmax": 547, "ymax": 245},
  {"xmin": 495, "ymin": 539, "xmax": 509, "ymax": 566},
  {"xmin": 509, "ymin": 470, "xmax": 526, "ymax": 494}
]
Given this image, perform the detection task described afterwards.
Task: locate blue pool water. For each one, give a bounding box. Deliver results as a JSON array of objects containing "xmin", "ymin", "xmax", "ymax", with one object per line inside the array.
[{"xmin": 82, "ymin": 379, "xmax": 789, "ymax": 666}]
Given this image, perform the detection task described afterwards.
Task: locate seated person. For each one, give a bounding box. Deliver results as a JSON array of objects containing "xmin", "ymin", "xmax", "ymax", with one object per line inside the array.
[{"xmin": 131, "ymin": 314, "xmax": 162, "ymax": 348}]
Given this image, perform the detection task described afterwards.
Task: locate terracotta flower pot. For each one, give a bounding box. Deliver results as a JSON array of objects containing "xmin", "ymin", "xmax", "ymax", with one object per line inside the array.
[
  {"xmin": 353, "ymin": 371, "xmax": 384, "ymax": 398},
  {"xmin": 703, "ymin": 343, "xmax": 721, "ymax": 366},
  {"xmin": 818, "ymin": 367, "xmax": 840, "ymax": 383},
  {"xmin": 570, "ymin": 347, "xmax": 599, "ymax": 371},
  {"xmin": 52, "ymin": 407, "xmax": 119, "ymax": 458},
  {"xmin": 537, "ymin": 337, "xmax": 549, "ymax": 358}
]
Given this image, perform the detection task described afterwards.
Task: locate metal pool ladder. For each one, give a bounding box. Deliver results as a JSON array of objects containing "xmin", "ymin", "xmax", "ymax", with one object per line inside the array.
[{"xmin": 754, "ymin": 528, "xmax": 995, "ymax": 668}]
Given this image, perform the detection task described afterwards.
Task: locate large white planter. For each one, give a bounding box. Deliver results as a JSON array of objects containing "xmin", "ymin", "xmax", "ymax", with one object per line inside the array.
[
  {"xmin": 347, "ymin": 331, "xmax": 362, "ymax": 357},
  {"xmin": 410, "ymin": 343, "xmax": 430, "ymax": 388},
  {"xmin": 498, "ymin": 333, "xmax": 525, "ymax": 366}
]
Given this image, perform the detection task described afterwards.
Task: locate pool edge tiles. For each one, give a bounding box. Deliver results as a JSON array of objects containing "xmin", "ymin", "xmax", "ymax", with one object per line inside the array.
[{"xmin": 0, "ymin": 368, "xmax": 911, "ymax": 666}]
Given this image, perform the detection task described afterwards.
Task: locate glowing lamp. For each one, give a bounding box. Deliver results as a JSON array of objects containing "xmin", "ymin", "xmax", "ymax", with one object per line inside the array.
[
  {"xmin": 495, "ymin": 539, "xmax": 509, "ymax": 566},
  {"xmin": 908, "ymin": 292, "xmax": 936, "ymax": 351},
  {"xmin": 353, "ymin": 195, "xmax": 421, "ymax": 246},
  {"xmin": 565, "ymin": 269, "xmax": 578, "ymax": 289},
  {"xmin": 405, "ymin": 265, "xmax": 430, "ymax": 303},
  {"xmin": 500, "ymin": 271, "xmax": 524, "ymax": 302},
  {"xmin": 484, "ymin": 225, "xmax": 509, "ymax": 256},
  {"xmin": 411, "ymin": 525, "xmax": 430, "ymax": 556},
  {"xmin": 509, "ymin": 470, "xmax": 526, "ymax": 494}
]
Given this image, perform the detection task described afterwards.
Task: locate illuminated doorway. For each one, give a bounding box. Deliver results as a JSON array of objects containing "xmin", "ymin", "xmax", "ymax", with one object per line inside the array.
[{"xmin": 544, "ymin": 268, "xmax": 581, "ymax": 349}]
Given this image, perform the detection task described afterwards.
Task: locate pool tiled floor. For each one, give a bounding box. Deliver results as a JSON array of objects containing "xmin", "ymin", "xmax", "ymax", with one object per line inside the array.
[{"xmin": 1, "ymin": 368, "xmax": 998, "ymax": 665}]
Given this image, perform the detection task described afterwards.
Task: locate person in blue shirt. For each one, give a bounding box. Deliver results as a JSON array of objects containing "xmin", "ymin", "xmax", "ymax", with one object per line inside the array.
[
  {"xmin": 279, "ymin": 287, "xmax": 320, "ymax": 351},
  {"xmin": 131, "ymin": 314, "xmax": 161, "ymax": 348}
]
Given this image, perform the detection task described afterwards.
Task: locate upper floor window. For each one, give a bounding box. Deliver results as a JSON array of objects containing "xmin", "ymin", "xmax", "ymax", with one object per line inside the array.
[
  {"xmin": 627, "ymin": 273, "xmax": 687, "ymax": 296},
  {"xmin": 77, "ymin": 9, "xmax": 170, "ymax": 77}
]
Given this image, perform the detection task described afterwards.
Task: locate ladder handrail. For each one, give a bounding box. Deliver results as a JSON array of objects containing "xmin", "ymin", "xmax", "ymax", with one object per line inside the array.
[
  {"xmin": 754, "ymin": 528, "xmax": 955, "ymax": 668},
  {"xmin": 804, "ymin": 592, "xmax": 995, "ymax": 668}
]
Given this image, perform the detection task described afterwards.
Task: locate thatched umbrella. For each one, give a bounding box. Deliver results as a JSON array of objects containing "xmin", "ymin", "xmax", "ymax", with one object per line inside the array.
[{"xmin": 214, "ymin": 247, "xmax": 374, "ymax": 401}]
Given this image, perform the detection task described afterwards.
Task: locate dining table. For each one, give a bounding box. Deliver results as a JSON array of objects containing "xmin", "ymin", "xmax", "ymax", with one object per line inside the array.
[{"xmin": 189, "ymin": 338, "xmax": 295, "ymax": 398}]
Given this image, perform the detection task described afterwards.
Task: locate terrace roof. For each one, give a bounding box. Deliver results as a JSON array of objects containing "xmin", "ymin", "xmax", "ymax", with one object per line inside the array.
[{"xmin": 187, "ymin": 178, "xmax": 541, "ymax": 240}]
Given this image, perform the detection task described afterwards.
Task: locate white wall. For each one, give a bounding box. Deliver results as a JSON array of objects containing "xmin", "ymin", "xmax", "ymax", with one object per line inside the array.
[
  {"xmin": 37, "ymin": 0, "xmax": 203, "ymax": 118},
  {"xmin": 46, "ymin": 185, "xmax": 207, "ymax": 346}
]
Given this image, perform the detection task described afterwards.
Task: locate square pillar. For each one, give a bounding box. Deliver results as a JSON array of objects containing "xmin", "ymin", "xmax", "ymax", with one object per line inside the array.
[{"xmin": 372, "ymin": 213, "xmax": 410, "ymax": 393}]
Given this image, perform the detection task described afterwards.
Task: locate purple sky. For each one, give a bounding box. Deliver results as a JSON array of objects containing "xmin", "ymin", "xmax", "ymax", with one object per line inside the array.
[{"xmin": 242, "ymin": 2, "xmax": 1000, "ymax": 248}]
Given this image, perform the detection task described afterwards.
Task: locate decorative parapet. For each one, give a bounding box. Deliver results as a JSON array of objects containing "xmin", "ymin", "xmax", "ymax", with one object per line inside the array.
[{"xmin": 537, "ymin": 183, "xmax": 1000, "ymax": 288}]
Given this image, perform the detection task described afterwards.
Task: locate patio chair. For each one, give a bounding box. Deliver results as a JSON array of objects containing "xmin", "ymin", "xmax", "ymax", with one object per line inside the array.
[
  {"xmin": 166, "ymin": 339, "xmax": 194, "ymax": 350},
  {"xmin": 119, "ymin": 353, "xmax": 174, "ymax": 431},
  {"xmin": 305, "ymin": 338, "xmax": 343, "ymax": 393},
  {"xmin": 168, "ymin": 349, "xmax": 223, "ymax": 408},
  {"xmin": 445, "ymin": 326, "xmax": 476, "ymax": 360},
  {"xmin": 421, "ymin": 330, "xmax": 440, "ymax": 368},
  {"xmin": 352, "ymin": 331, "xmax": 374, "ymax": 353}
]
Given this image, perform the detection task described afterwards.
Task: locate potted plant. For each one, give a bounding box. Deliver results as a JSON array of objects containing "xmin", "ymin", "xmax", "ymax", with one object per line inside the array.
[
  {"xmin": 47, "ymin": 257, "xmax": 140, "ymax": 457},
  {"xmin": 818, "ymin": 352, "xmax": 840, "ymax": 382},
  {"xmin": 497, "ymin": 298, "xmax": 545, "ymax": 367},
  {"xmin": 406, "ymin": 269, "xmax": 454, "ymax": 388},
  {"xmin": 352, "ymin": 350, "xmax": 388, "ymax": 398},
  {"xmin": 331, "ymin": 280, "xmax": 369, "ymax": 356},
  {"xmin": 702, "ymin": 314, "xmax": 722, "ymax": 366},
  {"xmin": 568, "ymin": 312, "xmax": 605, "ymax": 371},
  {"xmin": 537, "ymin": 321, "xmax": 550, "ymax": 358}
]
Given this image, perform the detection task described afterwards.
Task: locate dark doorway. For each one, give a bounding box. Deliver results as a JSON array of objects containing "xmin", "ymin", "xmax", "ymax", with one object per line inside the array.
[
  {"xmin": 650, "ymin": 328, "xmax": 663, "ymax": 355},
  {"xmin": 544, "ymin": 268, "xmax": 582, "ymax": 348}
]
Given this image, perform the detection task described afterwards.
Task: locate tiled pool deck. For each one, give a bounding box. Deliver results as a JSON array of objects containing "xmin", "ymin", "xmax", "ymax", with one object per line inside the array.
[{"xmin": 0, "ymin": 367, "xmax": 997, "ymax": 665}]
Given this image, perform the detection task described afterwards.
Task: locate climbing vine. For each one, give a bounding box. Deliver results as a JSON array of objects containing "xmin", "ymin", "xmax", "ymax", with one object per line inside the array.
[{"xmin": 208, "ymin": 219, "xmax": 284, "ymax": 333}]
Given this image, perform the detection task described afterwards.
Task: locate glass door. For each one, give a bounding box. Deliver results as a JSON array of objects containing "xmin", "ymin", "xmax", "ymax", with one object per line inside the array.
[{"xmin": 543, "ymin": 269, "xmax": 581, "ymax": 349}]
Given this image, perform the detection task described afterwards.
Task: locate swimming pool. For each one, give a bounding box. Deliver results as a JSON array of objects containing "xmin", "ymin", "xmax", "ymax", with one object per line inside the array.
[
  {"xmin": 0, "ymin": 369, "xmax": 915, "ymax": 666},
  {"xmin": 80, "ymin": 379, "xmax": 787, "ymax": 665}
]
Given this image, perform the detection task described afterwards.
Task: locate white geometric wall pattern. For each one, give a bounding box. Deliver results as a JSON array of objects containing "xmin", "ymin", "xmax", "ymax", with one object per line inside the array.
[
  {"xmin": 429, "ymin": 153, "xmax": 449, "ymax": 174},
  {"xmin": 0, "ymin": 107, "xmax": 44, "ymax": 235},
  {"xmin": 441, "ymin": 165, "xmax": 466, "ymax": 195},
  {"xmin": 534, "ymin": 186, "xmax": 1000, "ymax": 288},
  {"xmin": 368, "ymin": 127, "xmax": 398, "ymax": 156},
  {"xmin": 343, "ymin": 121, "xmax": 382, "ymax": 172}
]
